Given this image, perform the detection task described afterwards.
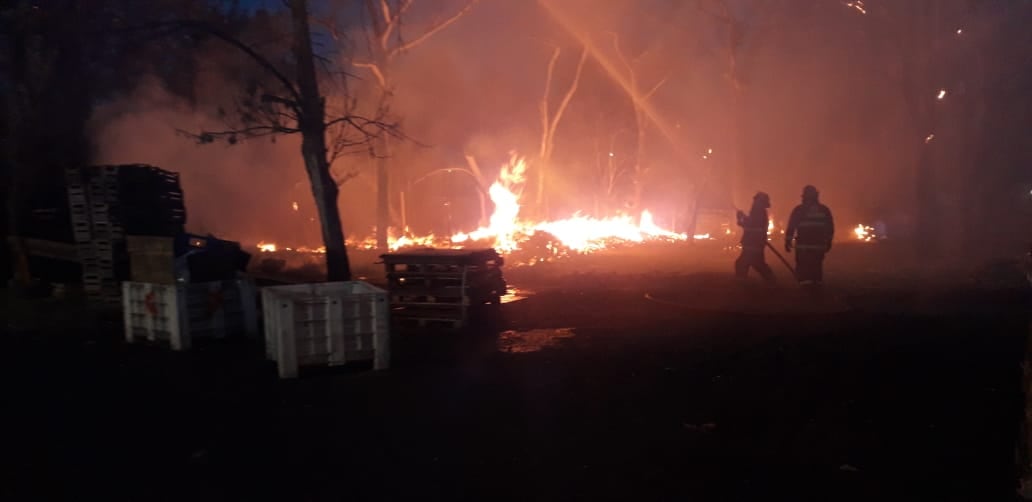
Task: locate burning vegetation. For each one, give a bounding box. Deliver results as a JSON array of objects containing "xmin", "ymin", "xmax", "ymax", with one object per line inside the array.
[
  {"xmin": 6, "ymin": 0, "xmax": 1027, "ymax": 284},
  {"xmin": 255, "ymin": 154, "xmax": 698, "ymax": 264}
]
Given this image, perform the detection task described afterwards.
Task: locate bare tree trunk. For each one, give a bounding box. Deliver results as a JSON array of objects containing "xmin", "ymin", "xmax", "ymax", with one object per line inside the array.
[
  {"xmin": 375, "ymin": 134, "xmax": 390, "ymax": 250},
  {"xmin": 535, "ymin": 45, "xmax": 588, "ymax": 218},
  {"xmin": 353, "ymin": 0, "xmax": 478, "ymax": 250},
  {"xmin": 729, "ymin": 91, "xmax": 747, "ymax": 209},
  {"xmin": 291, "ymin": 0, "xmax": 351, "ymax": 281},
  {"xmin": 627, "ymin": 107, "xmax": 643, "ymax": 211},
  {"xmin": 305, "ymin": 148, "xmax": 351, "ymax": 281},
  {"xmin": 462, "ymin": 154, "xmax": 488, "ymax": 227}
]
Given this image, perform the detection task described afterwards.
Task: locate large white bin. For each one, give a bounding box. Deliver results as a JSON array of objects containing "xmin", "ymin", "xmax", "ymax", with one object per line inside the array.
[
  {"xmin": 122, "ymin": 279, "xmax": 258, "ymax": 351},
  {"xmin": 261, "ymin": 281, "xmax": 390, "ymax": 378}
]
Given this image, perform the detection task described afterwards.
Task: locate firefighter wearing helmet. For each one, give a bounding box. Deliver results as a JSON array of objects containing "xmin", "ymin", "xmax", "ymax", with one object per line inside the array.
[
  {"xmin": 785, "ymin": 185, "xmax": 835, "ymax": 285},
  {"xmin": 734, "ymin": 191, "xmax": 775, "ymax": 283}
]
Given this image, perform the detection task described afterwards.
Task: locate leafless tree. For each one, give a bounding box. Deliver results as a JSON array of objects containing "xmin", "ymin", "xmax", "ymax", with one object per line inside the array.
[
  {"xmin": 335, "ymin": 0, "xmax": 481, "ymax": 251},
  {"xmin": 410, "ymin": 154, "xmax": 490, "ymax": 228},
  {"xmin": 534, "ymin": 43, "xmax": 588, "ymax": 218},
  {"xmin": 180, "ymin": 0, "xmax": 396, "ymax": 281},
  {"xmin": 591, "ymin": 125, "xmax": 632, "ymax": 217},
  {"xmin": 609, "ymin": 32, "xmax": 668, "ymax": 214}
]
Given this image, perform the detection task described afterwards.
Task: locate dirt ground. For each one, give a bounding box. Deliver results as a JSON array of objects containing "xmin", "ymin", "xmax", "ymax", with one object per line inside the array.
[{"xmin": 2, "ymin": 243, "xmax": 1030, "ymax": 501}]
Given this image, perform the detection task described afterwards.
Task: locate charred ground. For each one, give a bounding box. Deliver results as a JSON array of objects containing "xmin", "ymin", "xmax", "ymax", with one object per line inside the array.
[{"xmin": 2, "ymin": 244, "xmax": 1029, "ymax": 501}]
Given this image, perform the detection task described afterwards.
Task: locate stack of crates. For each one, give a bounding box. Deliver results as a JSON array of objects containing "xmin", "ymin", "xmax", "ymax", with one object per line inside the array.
[
  {"xmin": 66, "ymin": 166, "xmax": 121, "ymax": 301},
  {"xmin": 380, "ymin": 248, "xmax": 506, "ymax": 328},
  {"xmin": 65, "ymin": 165, "xmax": 186, "ymax": 302},
  {"xmin": 119, "ymin": 166, "xmax": 186, "ymax": 236}
]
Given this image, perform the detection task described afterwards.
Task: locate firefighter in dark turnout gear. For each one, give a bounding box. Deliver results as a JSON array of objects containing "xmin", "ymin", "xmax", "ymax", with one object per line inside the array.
[
  {"xmin": 785, "ymin": 185, "xmax": 834, "ymax": 285},
  {"xmin": 734, "ymin": 192, "xmax": 775, "ymax": 283}
]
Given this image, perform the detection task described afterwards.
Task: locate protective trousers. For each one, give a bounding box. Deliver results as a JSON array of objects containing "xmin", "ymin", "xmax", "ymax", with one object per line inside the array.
[
  {"xmin": 794, "ymin": 248, "xmax": 825, "ymax": 283},
  {"xmin": 735, "ymin": 246, "xmax": 775, "ymax": 283}
]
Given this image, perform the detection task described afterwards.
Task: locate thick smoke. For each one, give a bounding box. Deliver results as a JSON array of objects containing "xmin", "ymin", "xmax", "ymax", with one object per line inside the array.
[{"xmin": 89, "ymin": 0, "xmax": 1031, "ymax": 258}]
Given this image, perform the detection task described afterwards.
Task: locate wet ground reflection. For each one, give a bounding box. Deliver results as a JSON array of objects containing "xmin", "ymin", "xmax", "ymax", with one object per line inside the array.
[{"xmin": 497, "ymin": 328, "xmax": 575, "ymax": 353}]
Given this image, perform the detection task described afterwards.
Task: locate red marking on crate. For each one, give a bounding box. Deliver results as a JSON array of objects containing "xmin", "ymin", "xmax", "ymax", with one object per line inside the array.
[{"xmin": 144, "ymin": 291, "xmax": 158, "ymax": 316}]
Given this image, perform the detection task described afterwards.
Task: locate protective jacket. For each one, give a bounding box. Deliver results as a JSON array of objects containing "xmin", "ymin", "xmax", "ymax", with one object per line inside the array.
[
  {"xmin": 738, "ymin": 208, "xmax": 769, "ymax": 249},
  {"xmin": 786, "ymin": 202, "xmax": 834, "ymax": 250}
]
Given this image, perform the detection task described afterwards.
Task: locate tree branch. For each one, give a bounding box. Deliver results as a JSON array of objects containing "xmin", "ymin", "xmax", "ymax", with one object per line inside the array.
[
  {"xmin": 177, "ymin": 125, "xmax": 300, "ymax": 143},
  {"xmin": 379, "ymin": 0, "xmax": 393, "ymax": 26},
  {"xmin": 642, "ymin": 75, "xmax": 669, "ymax": 101},
  {"xmin": 352, "ymin": 61, "xmax": 388, "ymax": 90},
  {"xmin": 548, "ymin": 44, "xmax": 589, "ymax": 136},
  {"xmin": 387, "ymin": 0, "xmax": 480, "ymax": 58},
  {"xmin": 381, "ymin": 0, "xmax": 415, "ymax": 48},
  {"xmin": 609, "ymin": 32, "xmax": 635, "ymax": 84},
  {"xmin": 261, "ymin": 94, "xmax": 298, "ymax": 108},
  {"xmin": 540, "ymin": 45, "xmax": 561, "ymax": 157},
  {"xmin": 412, "ymin": 167, "xmax": 487, "ymax": 195},
  {"xmin": 464, "ymin": 154, "xmax": 486, "ymax": 186},
  {"xmin": 363, "ymin": 0, "xmax": 386, "ymax": 42},
  {"xmin": 332, "ymin": 169, "xmax": 360, "ymax": 187},
  {"xmin": 141, "ymin": 20, "xmax": 303, "ymax": 105}
]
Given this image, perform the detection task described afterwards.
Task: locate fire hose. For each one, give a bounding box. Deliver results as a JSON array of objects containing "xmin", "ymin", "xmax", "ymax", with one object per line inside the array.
[
  {"xmin": 766, "ymin": 241, "xmax": 796, "ymax": 277},
  {"xmin": 733, "ymin": 207, "xmax": 796, "ymax": 277}
]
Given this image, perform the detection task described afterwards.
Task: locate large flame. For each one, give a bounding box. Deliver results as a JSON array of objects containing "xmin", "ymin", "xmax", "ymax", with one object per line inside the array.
[
  {"xmin": 258, "ymin": 153, "xmax": 700, "ymax": 258},
  {"xmin": 449, "ymin": 155, "xmax": 688, "ymax": 253}
]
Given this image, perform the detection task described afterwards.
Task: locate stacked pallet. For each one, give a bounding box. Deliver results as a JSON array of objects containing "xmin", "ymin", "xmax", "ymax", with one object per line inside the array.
[
  {"xmin": 118, "ymin": 166, "xmax": 186, "ymax": 236},
  {"xmin": 381, "ymin": 248, "xmax": 506, "ymax": 328},
  {"xmin": 65, "ymin": 165, "xmax": 186, "ymax": 301}
]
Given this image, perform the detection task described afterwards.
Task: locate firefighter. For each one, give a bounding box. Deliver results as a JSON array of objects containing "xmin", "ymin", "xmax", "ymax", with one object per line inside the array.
[
  {"xmin": 785, "ymin": 185, "xmax": 835, "ymax": 285},
  {"xmin": 735, "ymin": 191, "xmax": 775, "ymax": 283}
]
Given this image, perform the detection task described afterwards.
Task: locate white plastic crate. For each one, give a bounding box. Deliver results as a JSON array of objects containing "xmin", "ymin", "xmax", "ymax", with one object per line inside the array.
[
  {"xmin": 261, "ymin": 281, "xmax": 390, "ymax": 378},
  {"xmin": 123, "ymin": 279, "xmax": 258, "ymax": 350}
]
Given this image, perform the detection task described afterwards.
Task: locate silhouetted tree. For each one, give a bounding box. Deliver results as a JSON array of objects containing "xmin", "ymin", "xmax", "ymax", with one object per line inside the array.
[
  {"xmin": 322, "ymin": 0, "xmax": 480, "ymax": 250},
  {"xmin": 175, "ymin": 0, "xmax": 395, "ymax": 281},
  {"xmin": 608, "ymin": 32, "xmax": 668, "ymax": 214},
  {"xmin": 534, "ymin": 42, "xmax": 588, "ymax": 218}
]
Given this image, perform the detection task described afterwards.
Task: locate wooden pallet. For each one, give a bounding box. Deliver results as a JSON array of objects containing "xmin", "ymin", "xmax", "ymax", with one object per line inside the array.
[{"xmin": 380, "ymin": 248, "xmax": 508, "ymax": 330}]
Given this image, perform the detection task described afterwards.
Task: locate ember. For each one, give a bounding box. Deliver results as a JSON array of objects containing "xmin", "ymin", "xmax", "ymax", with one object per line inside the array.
[{"xmin": 854, "ymin": 224, "xmax": 876, "ymax": 242}]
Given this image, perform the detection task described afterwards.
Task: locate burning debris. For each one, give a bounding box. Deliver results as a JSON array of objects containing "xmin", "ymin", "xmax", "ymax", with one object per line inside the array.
[
  {"xmin": 854, "ymin": 223, "xmax": 880, "ymax": 242},
  {"xmin": 844, "ymin": 1, "xmax": 867, "ymax": 15},
  {"xmin": 256, "ymin": 154, "xmax": 698, "ymax": 262}
]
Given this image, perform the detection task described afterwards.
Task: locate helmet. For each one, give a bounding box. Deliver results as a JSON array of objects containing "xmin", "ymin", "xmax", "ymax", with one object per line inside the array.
[
  {"xmin": 753, "ymin": 191, "xmax": 770, "ymax": 208},
  {"xmin": 802, "ymin": 185, "xmax": 819, "ymax": 200}
]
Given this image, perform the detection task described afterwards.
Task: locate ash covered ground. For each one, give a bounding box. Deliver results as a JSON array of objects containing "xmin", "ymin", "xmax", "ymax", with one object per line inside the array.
[{"xmin": 2, "ymin": 242, "xmax": 1030, "ymax": 501}]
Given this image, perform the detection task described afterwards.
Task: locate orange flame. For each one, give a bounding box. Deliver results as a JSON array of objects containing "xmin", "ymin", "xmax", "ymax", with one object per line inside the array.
[
  {"xmin": 854, "ymin": 224, "xmax": 875, "ymax": 242},
  {"xmin": 449, "ymin": 154, "xmax": 689, "ymax": 253},
  {"xmin": 257, "ymin": 152, "xmax": 694, "ymax": 257}
]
